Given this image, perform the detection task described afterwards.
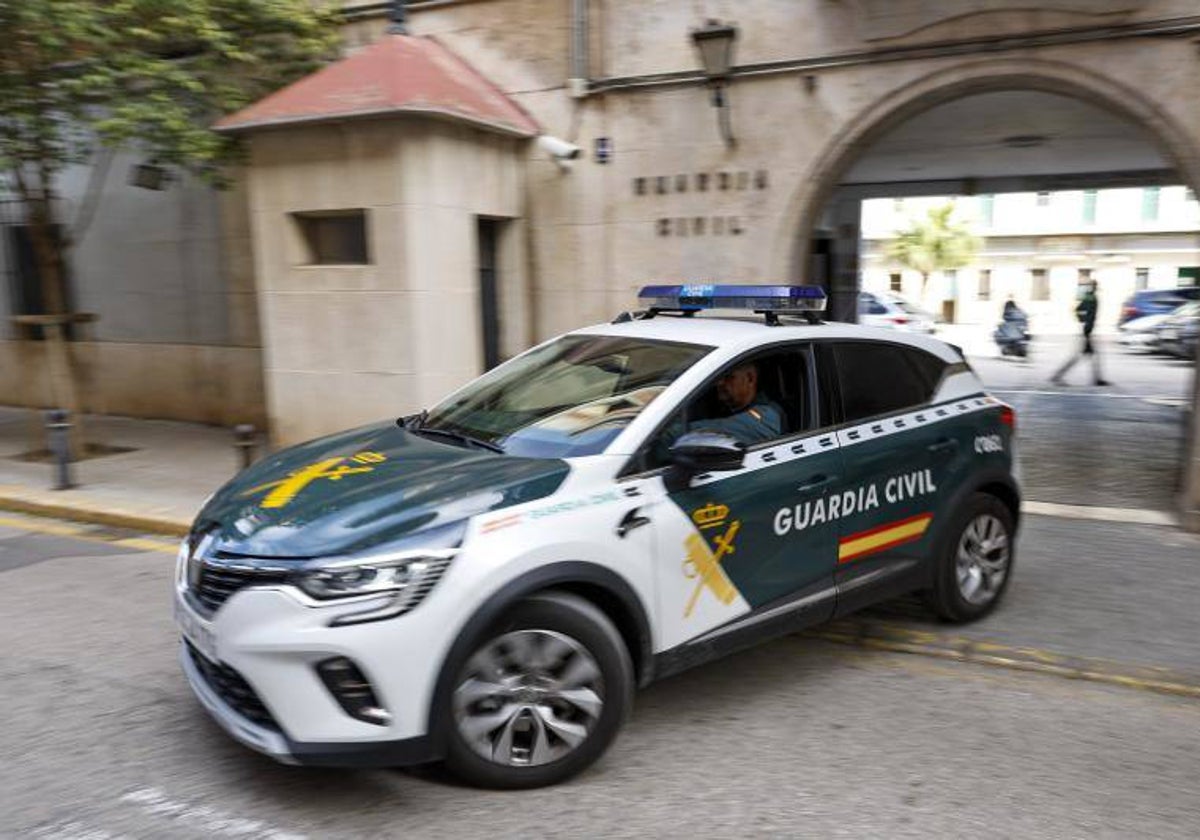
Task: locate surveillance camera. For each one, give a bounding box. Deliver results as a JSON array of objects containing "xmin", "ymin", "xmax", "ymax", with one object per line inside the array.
[{"xmin": 537, "ymin": 135, "xmax": 582, "ymax": 160}]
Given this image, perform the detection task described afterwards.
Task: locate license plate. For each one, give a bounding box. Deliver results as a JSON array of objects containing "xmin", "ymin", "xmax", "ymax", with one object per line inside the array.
[{"xmin": 174, "ymin": 595, "xmax": 218, "ymax": 662}]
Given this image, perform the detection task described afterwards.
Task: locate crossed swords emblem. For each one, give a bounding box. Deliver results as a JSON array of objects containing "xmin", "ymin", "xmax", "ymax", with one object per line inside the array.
[
  {"xmin": 240, "ymin": 451, "xmax": 386, "ymax": 509},
  {"xmin": 682, "ymin": 503, "xmax": 741, "ymax": 618}
]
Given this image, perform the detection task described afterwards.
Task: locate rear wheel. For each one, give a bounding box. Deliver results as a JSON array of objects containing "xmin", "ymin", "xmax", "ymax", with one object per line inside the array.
[
  {"xmin": 926, "ymin": 493, "xmax": 1015, "ymax": 623},
  {"xmin": 443, "ymin": 592, "xmax": 633, "ymax": 789}
]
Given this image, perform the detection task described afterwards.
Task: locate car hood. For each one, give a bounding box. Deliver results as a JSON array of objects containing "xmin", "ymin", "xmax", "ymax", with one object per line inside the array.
[
  {"xmin": 1122, "ymin": 314, "xmax": 1168, "ymax": 332},
  {"xmin": 192, "ymin": 421, "xmax": 569, "ymax": 558}
]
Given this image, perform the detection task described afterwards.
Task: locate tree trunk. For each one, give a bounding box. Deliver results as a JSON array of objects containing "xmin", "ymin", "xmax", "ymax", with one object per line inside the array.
[
  {"xmin": 10, "ymin": 166, "xmax": 68, "ymax": 316},
  {"xmin": 26, "ymin": 197, "xmax": 67, "ymax": 316},
  {"xmin": 11, "ymin": 166, "xmax": 84, "ymax": 458}
]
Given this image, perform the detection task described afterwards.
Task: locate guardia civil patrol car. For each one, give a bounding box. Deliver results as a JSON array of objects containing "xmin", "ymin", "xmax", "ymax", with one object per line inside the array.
[{"xmin": 175, "ymin": 285, "xmax": 1019, "ymax": 789}]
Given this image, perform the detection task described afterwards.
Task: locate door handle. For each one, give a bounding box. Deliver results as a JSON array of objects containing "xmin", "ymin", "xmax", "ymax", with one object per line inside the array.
[
  {"xmin": 797, "ymin": 474, "xmax": 836, "ymax": 492},
  {"xmin": 927, "ymin": 438, "xmax": 959, "ymax": 455},
  {"xmin": 616, "ymin": 507, "xmax": 651, "ymax": 538}
]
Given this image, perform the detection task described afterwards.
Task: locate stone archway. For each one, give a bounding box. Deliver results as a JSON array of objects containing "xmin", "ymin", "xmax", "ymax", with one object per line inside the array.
[
  {"xmin": 771, "ymin": 56, "xmax": 1200, "ymax": 528},
  {"xmin": 771, "ymin": 56, "xmax": 1200, "ymax": 283}
]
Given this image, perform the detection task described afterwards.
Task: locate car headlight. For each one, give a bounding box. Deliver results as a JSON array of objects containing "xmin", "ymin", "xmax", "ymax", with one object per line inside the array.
[
  {"xmin": 294, "ymin": 521, "xmax": 464, "ymax": 626},
  {"xmin": 298, "ymin": 555, "xmax": 441, "ymax": 599}
]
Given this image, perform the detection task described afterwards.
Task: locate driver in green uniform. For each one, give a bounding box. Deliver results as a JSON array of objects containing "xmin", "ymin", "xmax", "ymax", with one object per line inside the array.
[{"xmin": 687, "ymin": 362, "xmax": 783, "ymax": 445}]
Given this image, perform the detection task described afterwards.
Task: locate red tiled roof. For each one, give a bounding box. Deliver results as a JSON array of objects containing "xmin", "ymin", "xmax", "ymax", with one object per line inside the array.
[{"xmin": 215, "ymin": 35, "xmax": 540, "ymax": 137}]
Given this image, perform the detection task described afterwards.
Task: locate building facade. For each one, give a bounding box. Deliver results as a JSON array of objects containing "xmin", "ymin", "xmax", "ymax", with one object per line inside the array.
[
  {"xmin": 862, "ymin": 187, "xmax": 1200, "ymax": 332},
  {"xmin": 4, "ymin": 0, "xmax": 1200, "ymax": 520}
]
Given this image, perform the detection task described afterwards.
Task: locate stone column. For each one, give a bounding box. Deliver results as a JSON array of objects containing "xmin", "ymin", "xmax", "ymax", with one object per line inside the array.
[{"xmin": 829, "ymin": 195, "xmax": 863, "ymax": 323}]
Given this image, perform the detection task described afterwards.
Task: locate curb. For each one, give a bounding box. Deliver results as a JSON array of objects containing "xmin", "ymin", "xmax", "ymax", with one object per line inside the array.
[
  {"xmin": 806, "ymin": 617, "xmax": 1200, "ymax": 700},
  {"xmin": 0, "ymin": 494, "xmax": 190, "ymax": 538}
]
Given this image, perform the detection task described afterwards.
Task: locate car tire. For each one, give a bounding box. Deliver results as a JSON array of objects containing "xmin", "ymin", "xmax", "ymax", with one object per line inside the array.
[
  {"xmin": 442, "ymin": 591, "xmax": 633, "ymax": 789},
  {"xmin": 924, "ymin": 492, "xmax": 1016, "ymax": 623}
]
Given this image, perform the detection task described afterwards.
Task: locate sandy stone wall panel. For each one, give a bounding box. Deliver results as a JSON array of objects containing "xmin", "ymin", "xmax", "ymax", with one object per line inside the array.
[
  {"xmin": 410, "ymin": 0, "xmax": 570, "ymax": 95},
  {"xmin": 0, "ymin": 341, "xmax": 266, "ymax": 427}
]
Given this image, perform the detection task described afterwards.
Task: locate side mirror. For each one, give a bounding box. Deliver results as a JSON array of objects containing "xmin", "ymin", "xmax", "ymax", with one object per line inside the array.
[{"xmin": 665, "ymin": 431, "xmax": 745, "ymax": 491}]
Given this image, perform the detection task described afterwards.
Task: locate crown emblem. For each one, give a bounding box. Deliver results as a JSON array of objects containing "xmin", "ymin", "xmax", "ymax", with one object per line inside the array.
[{"xmin": 692, "ymin": 502, "xmax": 730, "ymax": 529}]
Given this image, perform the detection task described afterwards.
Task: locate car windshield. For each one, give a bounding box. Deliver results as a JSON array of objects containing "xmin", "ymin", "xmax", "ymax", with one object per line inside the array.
[{"xmin": 417, "ymin": 335, "xmax": 712, "ymax": 458}]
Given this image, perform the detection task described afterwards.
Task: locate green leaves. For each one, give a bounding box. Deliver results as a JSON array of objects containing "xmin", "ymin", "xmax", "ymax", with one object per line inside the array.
[
  {"xmin": 1, "ymin": 0, "xmax": 339, "ymax": 184},
  {"xmin": 885, "ymin": 203, "xmax": 980, "ymax": 281}
]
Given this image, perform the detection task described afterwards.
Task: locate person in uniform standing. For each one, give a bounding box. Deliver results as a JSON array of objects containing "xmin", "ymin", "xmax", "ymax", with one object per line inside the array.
[{"xmin": 1051, "ymin": 280, "xmax": 1110, "ymax": 386}]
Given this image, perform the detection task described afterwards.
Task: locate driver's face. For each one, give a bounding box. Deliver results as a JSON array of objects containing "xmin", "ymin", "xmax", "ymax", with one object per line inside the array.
[{"xmin": 716, "ymin": 366, "xmax": 757, "ymax": 412}]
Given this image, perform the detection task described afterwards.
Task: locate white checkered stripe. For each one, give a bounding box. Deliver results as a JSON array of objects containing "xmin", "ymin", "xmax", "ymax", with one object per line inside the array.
[{"xmin": 690, "ymin": 393, "xmax": 1000, "ymax": 486}]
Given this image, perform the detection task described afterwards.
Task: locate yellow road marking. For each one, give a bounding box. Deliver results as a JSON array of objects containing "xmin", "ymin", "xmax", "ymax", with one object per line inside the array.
[
  {"xmin": 114, "ymin": 537, "xmax": 179, "ymax": 554},
  {"xmin": 0, "ymin": 513, "xmax": 87, "ymax": 539},
  {"xmin": 807, "ymin": 624, "xmax": 1200, "ymax": 700},
  {"xmin": 0, "ymin": 512, "xmax": 177, "ymax": 555}
]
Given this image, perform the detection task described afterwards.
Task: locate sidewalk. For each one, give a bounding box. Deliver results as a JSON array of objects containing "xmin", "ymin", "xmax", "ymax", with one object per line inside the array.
[{"xmin": 0, "ymin": 406, "xmax": 243, "ymax": 535}]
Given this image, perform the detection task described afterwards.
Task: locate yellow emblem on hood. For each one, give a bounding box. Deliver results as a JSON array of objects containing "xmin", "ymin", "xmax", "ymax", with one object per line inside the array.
[{"xmin": 240, "ymin": 451, "xmax": 386, "ymax": 509}]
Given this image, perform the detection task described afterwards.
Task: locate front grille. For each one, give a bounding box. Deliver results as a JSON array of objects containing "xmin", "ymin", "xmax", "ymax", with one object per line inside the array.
[
  {"xmin": 186, "ymin": 642, "xmax": 280, "ymax": 732},
  {"xmin": 193, "ymin": 565, "xmax": 291, "ymax": 613}
]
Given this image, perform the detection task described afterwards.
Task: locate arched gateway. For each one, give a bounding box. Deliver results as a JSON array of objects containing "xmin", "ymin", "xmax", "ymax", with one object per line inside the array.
[{"xmin": 773, "ymin": 57, "xmax": 1200, "ymax": 283}]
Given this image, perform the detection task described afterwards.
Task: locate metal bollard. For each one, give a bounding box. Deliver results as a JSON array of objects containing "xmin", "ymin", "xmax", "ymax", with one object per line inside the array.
[
  {"xmin": 233, "ymin": 424, "xmax": 258, "ymax": 471},
  {"xmin": 45, "ymin": 409, "xmax": 74, "ymax": 490}
]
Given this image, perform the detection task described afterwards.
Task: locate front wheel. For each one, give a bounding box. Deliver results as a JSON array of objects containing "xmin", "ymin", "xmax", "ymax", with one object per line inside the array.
[
  {"xmin": 442, "ymin": 592, "xmax": 633, "ymax": 789},
  {"xmin": 925, "ymin": 493, "xmax": 1016, "ymax": 623}
]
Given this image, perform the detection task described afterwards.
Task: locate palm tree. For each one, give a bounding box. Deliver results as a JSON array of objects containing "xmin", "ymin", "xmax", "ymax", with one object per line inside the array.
[{"xmin": 886, "ymin": 203, "xmax": 980, "ymax": 300}]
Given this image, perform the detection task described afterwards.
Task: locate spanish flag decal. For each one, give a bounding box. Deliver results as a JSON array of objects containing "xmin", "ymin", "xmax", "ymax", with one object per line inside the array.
[{"xmin": 838, "ymin": 513, "xmax": 933, "ymax": 564}]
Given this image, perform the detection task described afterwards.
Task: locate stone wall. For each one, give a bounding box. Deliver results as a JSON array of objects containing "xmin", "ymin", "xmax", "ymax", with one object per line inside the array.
[{"xmin": 0, "ymin": 340, "xmax": 266, "ymax": 427}]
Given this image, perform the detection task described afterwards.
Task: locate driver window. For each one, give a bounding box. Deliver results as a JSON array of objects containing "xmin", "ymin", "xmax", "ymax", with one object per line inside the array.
[{"xmin": 641, "ymin": 346, "xmax": 811, "ymax": 470}]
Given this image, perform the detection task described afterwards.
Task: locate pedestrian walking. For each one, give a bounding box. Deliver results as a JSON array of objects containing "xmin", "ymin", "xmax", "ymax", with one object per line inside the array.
[{"xmin": 1051, "ymin": 279, "xmax": 1110, "ymax": 386}]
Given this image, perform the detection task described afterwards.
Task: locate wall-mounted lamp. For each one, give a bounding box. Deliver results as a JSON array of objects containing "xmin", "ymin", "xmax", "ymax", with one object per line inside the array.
[
  {"xmin": 690, "ymin": 19, "xmax": 738, "ymax": 147},
  {"xmin": 388, "ymin": 0, "xmax": 408, "ymax": 35}
]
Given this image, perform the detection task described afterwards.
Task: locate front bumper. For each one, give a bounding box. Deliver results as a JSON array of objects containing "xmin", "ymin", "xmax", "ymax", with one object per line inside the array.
[
  {"xmin": 180, "ymin": 642, "xmax": 436, "ymax": 767},
  {"xmin": 174, "ymin": 581, "xmax": 457, "ymax": 768}
]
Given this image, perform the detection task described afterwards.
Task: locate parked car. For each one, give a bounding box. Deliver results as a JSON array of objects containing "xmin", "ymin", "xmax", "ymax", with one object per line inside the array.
[
  {"xmin": 1117, "ymin": 312, "xmax": 1170, "ymax": 351},
  {"xmin": 1118, "ymin": 287, "xmax": 1200, "ymax": 325},
  {"xmin": 1155, "ymin": 301, "xmax": 1200, "ymax": 360},
  {"xmin": 858, "ymin": 291, "xmax": 937, "ymax": 333}
]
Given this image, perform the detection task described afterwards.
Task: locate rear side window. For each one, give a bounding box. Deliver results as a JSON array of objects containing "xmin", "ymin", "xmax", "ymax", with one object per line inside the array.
[
  {"xmin": 832, "ymin": 341, "xmax": 936, "ymax": 422},
  {"xmin": 903, "ymin": 347, "xmax": 950, "ymax": 391}
]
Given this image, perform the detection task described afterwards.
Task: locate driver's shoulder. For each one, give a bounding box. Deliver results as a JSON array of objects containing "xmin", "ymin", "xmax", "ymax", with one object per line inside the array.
[{"xmin": 747, "ymin": 398, "xmax": 783, "ymax": 429}]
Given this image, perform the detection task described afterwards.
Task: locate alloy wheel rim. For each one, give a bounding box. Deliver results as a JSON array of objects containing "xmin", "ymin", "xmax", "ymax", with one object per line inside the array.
[
  {"xmin": 955, "ymin": 513, "xmax": 1010, "ymax": 606},
  {"xmin": 453, "ymin": 629, "xmax": 604, "ymax": 767}
]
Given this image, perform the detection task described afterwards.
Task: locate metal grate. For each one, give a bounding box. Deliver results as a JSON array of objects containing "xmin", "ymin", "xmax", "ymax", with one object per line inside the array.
[
  {"xmin": 192, "ymin": 564, "xmax": 291, "ymax": 614},
  {"xmin": 186, "ymin": 642, "xmax": 280, "ymax": 732}
]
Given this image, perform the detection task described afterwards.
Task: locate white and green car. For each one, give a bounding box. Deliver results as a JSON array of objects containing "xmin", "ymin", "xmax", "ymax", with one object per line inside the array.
[{"xmin": 175, "ymin": 285, "xmax": 1019, "ymax": 788}]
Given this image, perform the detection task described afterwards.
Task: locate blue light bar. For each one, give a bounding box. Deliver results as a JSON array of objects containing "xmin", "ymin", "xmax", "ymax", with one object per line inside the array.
[{"xmin": 637, "ymin": 284, "xmax": 827, "ymax": 313}]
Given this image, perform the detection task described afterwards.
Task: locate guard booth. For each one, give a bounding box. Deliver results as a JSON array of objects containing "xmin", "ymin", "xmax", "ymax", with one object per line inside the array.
[{"xmin": 216, "ymin": 34, "xmax": 539, "ymax": 446}]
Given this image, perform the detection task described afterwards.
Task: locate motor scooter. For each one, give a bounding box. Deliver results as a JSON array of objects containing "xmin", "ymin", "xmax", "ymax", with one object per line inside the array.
[{"xmin": 994, "ymin": 310, "xmax": 1031, "ymax": 358}]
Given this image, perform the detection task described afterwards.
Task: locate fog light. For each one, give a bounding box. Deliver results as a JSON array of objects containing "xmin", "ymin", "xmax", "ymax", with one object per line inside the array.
[{"xmin": 316, "ymin": 657, "xmax": 391, "ymax": 726}]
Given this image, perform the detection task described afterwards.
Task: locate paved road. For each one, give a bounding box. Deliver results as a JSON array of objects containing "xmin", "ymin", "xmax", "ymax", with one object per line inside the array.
[
  {"xmin": 966, "ymin": 334, "xmax": 1194, "ymax": 510},
  {"xmin": 864, "ymin": 513, "xmax": 1200, "ymax": 676},
  {"xmin": 3, "ymin": 523, "xmax": 1199, "ymax": 839}
]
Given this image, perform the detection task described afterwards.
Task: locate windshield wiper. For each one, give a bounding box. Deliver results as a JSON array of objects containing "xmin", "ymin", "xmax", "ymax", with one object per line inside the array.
[
  {"xmin": 406, "ymin": 425, "xmax": 504, "ymax": 454},
  {"xmin": 401, "ymin": 409, "xmax": 428, "ymax": 431}
]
